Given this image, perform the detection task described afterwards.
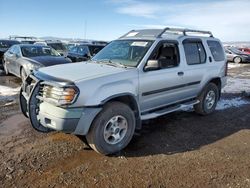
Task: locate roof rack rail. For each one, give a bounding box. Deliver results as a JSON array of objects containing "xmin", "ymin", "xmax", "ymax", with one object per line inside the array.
[
  {"xmin": 157, "ymin": 27, "xmax": 213, "ymax": 38},
  {"xmin": 119, "ymin": 30, "xmax": 135, "ymax": 39}
]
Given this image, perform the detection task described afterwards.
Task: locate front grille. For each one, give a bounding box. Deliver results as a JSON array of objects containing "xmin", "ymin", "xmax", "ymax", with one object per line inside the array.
[{"xmin": 22, "ymin": 75, "xmax": 39, "ymax": 98}]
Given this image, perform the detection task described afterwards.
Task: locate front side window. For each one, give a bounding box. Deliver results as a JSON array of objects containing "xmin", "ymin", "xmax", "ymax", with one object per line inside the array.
[
  {"xmin": 92, "ymin": 40, "xmax": 153, "ymax": 67},
  {"xmin": 183, "ymin": 41, "xmax": 206, "ymax": 65},
  {"xmin": 207, "ymin": 40, "xmax": 225, "ymax": 61},
  {"xmin": 148, "ymin": 42, "xmax": 179, "ymax": 69}
]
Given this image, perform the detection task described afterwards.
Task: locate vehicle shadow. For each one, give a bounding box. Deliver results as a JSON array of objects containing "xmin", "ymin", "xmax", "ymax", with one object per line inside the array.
[{"xmin": 123, "ymin": 104, "xmax": 250, "ymax": 157}]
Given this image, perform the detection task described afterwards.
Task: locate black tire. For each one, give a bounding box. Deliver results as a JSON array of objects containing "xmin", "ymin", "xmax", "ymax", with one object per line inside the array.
[
  {"xmin": 86, "ymin": 102, "xmax": 135, "ymax": 155},
  {"xmin": 233, "ymin": 56, "xmax": 242, "ymax": 64},
  {"xmin": 19, "ymin": 87, "xmax": 28, "ymax": 118},
  {"xmin": 3, "ymin": 60, "xmax": 9, "ymax": 75},
  {"xmin": 194, "ymin": 83, "xmax": 219, "ymax": 115}
]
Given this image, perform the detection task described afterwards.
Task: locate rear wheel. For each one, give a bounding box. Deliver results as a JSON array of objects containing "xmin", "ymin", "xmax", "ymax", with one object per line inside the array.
[
  {"xmin": 194, "ymin": 83, "xmax": 219, "ymax": 115},
  {"xmin": 86, "ymin": 102, "xmax": 135, "ymax": 155},
  {"xmin": 233, "ymin": 56, "xmax": 242, "ymax": 64}
]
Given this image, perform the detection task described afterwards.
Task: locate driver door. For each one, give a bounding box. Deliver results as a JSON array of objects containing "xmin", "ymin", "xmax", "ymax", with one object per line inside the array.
[{"xmin": 139, "ymin": 41, "xmax": 188, "ymax": 113}]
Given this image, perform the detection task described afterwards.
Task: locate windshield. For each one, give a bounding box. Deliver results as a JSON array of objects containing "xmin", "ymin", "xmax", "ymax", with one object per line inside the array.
[
  {"xmin": 0, "ymin": 40, "xmax": 20, "ymax": 48},
  {"xmin": 92, "ymin": 40, "xmax": 153, "ymax": 67},
  {"xmin": 21, "ymin": 46, "xmax": 61, "ymax": 57},
  {"xmin": 48, "ymin": 43, "xmax": 66, "ymax": 51}
]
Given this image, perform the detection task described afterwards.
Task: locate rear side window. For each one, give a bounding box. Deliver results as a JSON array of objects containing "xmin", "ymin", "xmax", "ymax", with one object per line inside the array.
[
  {"xmin": 207, "ymin": 40, "xmax": 225, "ymax": 61},
  {"xmin": 183, "ymin": 41, "xmax": 206, "ymax": 65}
]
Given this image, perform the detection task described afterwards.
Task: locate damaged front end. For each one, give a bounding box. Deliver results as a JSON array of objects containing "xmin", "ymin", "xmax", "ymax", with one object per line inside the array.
[{"xmin": 19, "ymin": 71, "xmax": 79, "ymax": 133}]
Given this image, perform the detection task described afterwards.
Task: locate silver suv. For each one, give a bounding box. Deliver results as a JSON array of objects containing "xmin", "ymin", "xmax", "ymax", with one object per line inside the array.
[{"xmin": 20, "ymin": 27, "xmax": 227, "ymax": 155}]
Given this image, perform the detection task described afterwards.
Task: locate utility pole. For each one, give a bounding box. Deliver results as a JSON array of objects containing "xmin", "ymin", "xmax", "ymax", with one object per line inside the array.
[{"xmin": 84, "ymin": 20, "xmax": 87, "ymax": 40}]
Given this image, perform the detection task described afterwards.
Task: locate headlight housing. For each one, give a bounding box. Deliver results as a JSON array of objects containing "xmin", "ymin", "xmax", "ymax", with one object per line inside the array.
[
  {"xmin": 27, "ymin": 63, "xmax": 42, "ymax": 70},
  {"xmin": 40, "ymin": 85, "xmax": 79, "ymax": 106}
]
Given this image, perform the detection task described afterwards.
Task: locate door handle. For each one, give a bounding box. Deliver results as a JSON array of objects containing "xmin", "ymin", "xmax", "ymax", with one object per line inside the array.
[
  {"xmin": 177, "ymin": 71, "xmax": 184, "ymax": 76},
  {"xmin": 209, "ymin": 56, "xmax": 212, "ymax": 62}
]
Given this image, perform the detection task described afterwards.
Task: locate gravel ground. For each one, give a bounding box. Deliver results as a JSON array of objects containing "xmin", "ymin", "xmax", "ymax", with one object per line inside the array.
[{"xmin": 0, "ymin": 64, "xmax": 250, "ymax": 188}]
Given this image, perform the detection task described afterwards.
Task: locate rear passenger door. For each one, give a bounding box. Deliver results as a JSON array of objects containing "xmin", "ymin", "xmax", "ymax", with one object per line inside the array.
[{"xmin": 180, "ymin": 39, "xmax": 208, "ymax": 97}]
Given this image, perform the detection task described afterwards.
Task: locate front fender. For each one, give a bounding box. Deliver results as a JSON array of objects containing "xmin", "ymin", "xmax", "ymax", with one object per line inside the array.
[{"xmin": 73, "ymin": 69, "xmax": 139, "ymax": 107}]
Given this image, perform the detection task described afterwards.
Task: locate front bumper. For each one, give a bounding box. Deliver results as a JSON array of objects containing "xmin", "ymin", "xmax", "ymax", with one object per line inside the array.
[
  {"xmin": 38, "ymin": 101, "xmax": 101, "ymax": 134},
  {"xmin": 20, "ymin": 73, "xmax": 102, "ymax": 135}
]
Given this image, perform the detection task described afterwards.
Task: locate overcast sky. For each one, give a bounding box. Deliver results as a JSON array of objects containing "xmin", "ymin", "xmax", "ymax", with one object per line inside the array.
[{"xmin": 0, "ymin": 0, "xmax": 249, "ymax": 41}]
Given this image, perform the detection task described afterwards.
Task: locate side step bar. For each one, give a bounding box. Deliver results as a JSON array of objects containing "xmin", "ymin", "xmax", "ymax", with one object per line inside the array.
[{"xmin": 141, "ymin": 100, "xmax": 199, "ymax": 120}]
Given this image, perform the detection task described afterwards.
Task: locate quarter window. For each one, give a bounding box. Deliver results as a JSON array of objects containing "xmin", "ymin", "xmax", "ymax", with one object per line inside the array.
[
  {"xmin": 207, "ymin": 40, "xmax": 225, "ymax": 61},
  {"xmin": 183, "ymin": 41, "xmax": 206, "ymax": 65}
]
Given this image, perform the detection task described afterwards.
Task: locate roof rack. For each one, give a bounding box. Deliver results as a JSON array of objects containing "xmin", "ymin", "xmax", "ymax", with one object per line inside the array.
[
  {"xmin": 157, "ymin": 27, "xmax": 213, "ymax": 38},
  {"xmin": 120, "ymin": 27, "xmax": 213, "ymax": 39}
]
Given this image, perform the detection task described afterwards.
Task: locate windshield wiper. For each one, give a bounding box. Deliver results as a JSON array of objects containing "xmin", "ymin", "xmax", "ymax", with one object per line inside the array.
[{"xmin": 93, "ymin": 59, "xmax": 127, "ymax": 68}]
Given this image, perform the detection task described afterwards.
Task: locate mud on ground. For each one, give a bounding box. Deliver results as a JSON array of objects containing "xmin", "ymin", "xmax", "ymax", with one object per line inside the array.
[{"xmin": 0, "ymin": 64, "xmax": 250, "ymax": 188}]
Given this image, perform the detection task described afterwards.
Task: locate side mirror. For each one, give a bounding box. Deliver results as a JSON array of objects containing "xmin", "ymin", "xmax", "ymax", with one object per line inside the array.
[{"xmin": 144, "ymin": 60, "xmax": 160, "ymax": 71}]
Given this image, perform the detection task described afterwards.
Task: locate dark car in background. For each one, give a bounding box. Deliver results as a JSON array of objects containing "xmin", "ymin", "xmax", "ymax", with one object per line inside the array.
[
  {"xmin": 9, "ymin": 36, "xmax": 38, "ymax": 44},
  {"xmin": 225, "ymin": 47, "xmax": 250, "ymax": 63},
  {"xmin": 3, "ymin": 44, "xmax": 72, "ymax": 81},
  {"xmin": 67, "ymin": 43, "xmax": 106, "ymax": 62},
  {"xmin": 46, "ymin": 40, "xmax": 68, "ymax": 56},
  {"xmin": 0, "ymin": 39, "xmax": 20, "ymax": 69}
]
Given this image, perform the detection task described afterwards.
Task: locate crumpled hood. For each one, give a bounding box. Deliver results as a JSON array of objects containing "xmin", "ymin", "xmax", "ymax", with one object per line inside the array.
[
  {"xmin": 38, "ymin": 61, "xmax": 127, "ymax": 82},
  {"xmin": 27, "ymin": 56, "xmax": 71, "ymax": 67}
]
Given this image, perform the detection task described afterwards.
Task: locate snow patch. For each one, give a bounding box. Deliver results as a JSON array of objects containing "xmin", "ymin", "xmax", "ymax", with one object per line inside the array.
[
  {"xmin": 182, "ymin": 97, "xmax": 249, "ymax": 112},
  {"xmin": 0, "ymin": 85, "xmax": 20, "ymax": 101},
  {"xmin": 216, "ymin": 97, "xmax": 250, "ymax": 110},
  {"xmin": 222, "ymin": 77, "xmax": 250, "ymax": 93},
  {"xmin": 228, "ymin": 63, "xmax": 241, "ymax": 69}
]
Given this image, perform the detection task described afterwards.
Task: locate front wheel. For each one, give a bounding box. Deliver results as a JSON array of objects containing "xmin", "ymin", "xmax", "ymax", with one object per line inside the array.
[
  {"xmin": 194, "ymin": 83, "xmax": 219, "ymax": 115},
  {"xmin": 86, "ymin": 102, "xmax": 136, "ymax": 155},
  {"xmin": 233, "ymin": 56, "xmax": 242, "ymax": 64}
]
